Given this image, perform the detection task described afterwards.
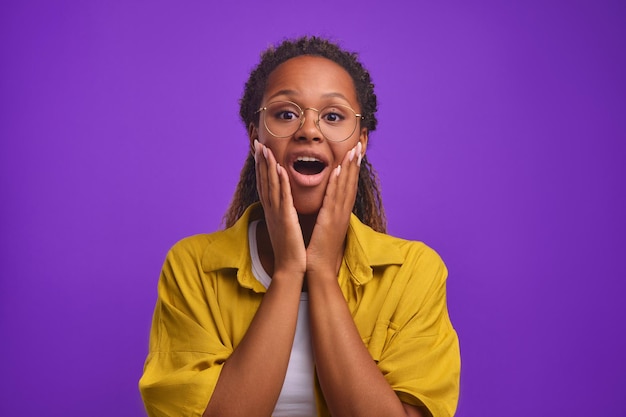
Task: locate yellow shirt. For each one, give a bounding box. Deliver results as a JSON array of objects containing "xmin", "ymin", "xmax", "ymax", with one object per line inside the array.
[{"xmin": 139, "ymin": 204, "xmax": 460, "ymax": 417}]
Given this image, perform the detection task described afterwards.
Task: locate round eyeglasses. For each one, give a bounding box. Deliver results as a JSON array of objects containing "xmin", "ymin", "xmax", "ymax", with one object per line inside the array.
[{"xmin": 255, "ymin": 101, "xmax": 363, "ymax": 143}]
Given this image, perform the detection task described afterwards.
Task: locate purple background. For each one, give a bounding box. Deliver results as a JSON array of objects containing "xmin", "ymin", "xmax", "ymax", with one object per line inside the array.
[{"xmin": 1, "ymin": 1, "xmax": 625, "ymax": 416}]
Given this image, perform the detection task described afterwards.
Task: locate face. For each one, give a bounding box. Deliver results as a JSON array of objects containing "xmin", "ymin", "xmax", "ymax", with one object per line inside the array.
[{"xmin": 249, "ymin": 55, "xmax": 368, "ymax": 215}]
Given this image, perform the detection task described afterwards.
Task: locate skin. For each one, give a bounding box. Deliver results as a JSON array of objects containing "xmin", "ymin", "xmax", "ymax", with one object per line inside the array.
[{"xmin": 204, "ymin": 56, "xmax": 423, "ymax": 417}]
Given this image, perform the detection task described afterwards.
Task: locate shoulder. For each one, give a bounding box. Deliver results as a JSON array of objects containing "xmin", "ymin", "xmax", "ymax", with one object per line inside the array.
[
  {"xmin": 165, "ymin": 225, "xmax": 248, "ymax": 269},
  {"xmin": 156, "ymin": 229, "xmax": 248, "ymax": 300},
  {"xmin": 158, "ymin": 233, "xmax": 219, "ymax": 288},
  {"xmin": 164, "ymin": 233, "xmax": 215, "ymax": 265},
  {"xmin": 165, "ymin": 203, "xmax": 261, "ymax": 263},
  {"xmin": 169, "ymin": 233, "xmax": 213, "ymax": 253},
  {"xmin": 396, "ymin": 238, "xmax": 447, "ymax": 274},
  {"xmin": 383, "ymin": 231, "xmax": 443, "ymax": 259},
  {"xmin": 381, "ymin": 234, "xmax": 448, "ymax": 293},
  {"xmin": 349, "ymin": 216, "xmax": 446, "ymax": 271}
]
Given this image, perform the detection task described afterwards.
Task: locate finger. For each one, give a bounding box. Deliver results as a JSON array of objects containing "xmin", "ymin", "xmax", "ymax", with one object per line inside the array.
[
  {"xmin": 344, "ymin": 141, "xmax": 362, "ymax": 206},
  {"xmin": 255, "ymin": 140, "xmax": 270, "ymax": 206},
  {"xmin": 254, "ymin": 140, "xmax": 263, "ymax": 200},
  {"xmin": 356, "ymin": 141, "xmax": 363, "ymax": 167},
  {"xmin": 262, "ymin": 145, "xmax": 281, "ymax": 209},
  {"xmin": 331, "ymin": 143, "xmax": 360, "ymax": 216},
  {"xmin": 324, "ymin": 164, "xmax": 341, "ymax": 211},
  {"xmin": 277, "ymin": 163, "xmax": 294, "ymax": 210}
]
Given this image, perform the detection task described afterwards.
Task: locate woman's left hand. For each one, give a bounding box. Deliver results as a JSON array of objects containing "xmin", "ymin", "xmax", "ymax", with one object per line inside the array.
[{"xmin": 306, "ymin": 141, "xmax": 363, "ymax": 278}]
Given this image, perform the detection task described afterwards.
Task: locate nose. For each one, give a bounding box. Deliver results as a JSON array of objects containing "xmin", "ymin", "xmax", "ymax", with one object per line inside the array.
[{"xmin": 295, "ymin": 108, "xmax": 323, "ymax": 142}]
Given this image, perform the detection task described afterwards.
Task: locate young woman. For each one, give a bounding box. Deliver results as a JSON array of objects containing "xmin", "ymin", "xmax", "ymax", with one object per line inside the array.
[{"xmin": 139, "ymin": 36, "xmax": 460, "ymax": 417}]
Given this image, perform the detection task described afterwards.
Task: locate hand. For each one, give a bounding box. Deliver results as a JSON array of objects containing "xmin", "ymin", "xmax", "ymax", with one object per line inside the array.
[
  {"xmin": 306, "ymin": 142, "xmax": 363, "ymax": 278},
  {"xmin": 254, "ymin": 140, "xmax": 307, "ymax": 278}
]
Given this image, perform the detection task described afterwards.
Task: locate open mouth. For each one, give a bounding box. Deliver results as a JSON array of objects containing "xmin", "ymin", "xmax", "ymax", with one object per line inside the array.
[{"xmin": 293, "ymin": 156, "xmax": 326, "ymax": 175}]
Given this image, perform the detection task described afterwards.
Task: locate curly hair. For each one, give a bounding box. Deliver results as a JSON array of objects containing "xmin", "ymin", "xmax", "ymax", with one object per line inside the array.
[{"xmin": 223, "ymin": 36, "xmax": 387, "ymax": 233}]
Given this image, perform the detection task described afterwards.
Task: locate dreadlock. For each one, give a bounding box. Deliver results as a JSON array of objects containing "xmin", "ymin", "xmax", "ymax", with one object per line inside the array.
[{"xmin": 223, "ymin": 36, "xmax": 387, "ymax": 233}]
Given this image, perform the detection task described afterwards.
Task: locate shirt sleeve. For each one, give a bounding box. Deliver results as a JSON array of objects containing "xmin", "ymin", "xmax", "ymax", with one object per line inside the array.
[
  {"xmin": 376, "ymin": 244, "xmax": 461, "ymax": 417},
  {"xmin": 139, "ymin": 237, "xmax": 233, "ymax": 417}
]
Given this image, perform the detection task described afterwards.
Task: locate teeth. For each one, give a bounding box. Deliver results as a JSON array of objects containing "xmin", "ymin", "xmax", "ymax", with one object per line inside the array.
[{"xmin": 296, "ymin": 156, "xmax": 321, "ymax": 162}]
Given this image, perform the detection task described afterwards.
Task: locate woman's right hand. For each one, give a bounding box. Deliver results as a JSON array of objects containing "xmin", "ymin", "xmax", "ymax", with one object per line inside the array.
[{"xmin": 254, "ymin": 140, "xmax": 307, "ymax": 278}]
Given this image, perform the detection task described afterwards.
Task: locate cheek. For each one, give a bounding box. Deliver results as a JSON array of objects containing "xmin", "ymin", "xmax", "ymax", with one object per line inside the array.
[
  {"xmin": 333, "ymin": 141, "xmax": 358, "ymax": 160},
  {"xmin": 257, "ymin": 132, "xmax": 275, "ymax": 147},
  {"xmin": 260, "ymin": 137, "xmax": 287, "ymax": 159}
]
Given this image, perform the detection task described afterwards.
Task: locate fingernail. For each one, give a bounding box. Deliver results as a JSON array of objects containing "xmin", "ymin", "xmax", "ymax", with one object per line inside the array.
[
  {"xmin": 336, "ymin": 165, "xmax": 342, "ymax": 177},
  {"xmin": 357, "ymin": 152, "xmax": 362, "ymax": 167},
  {"xmin": 357, "ymin": 142, "xmax": 363, "ymax": 166},
  {"xmin": 262, "ymin": 145, "xmax": 268, "ymax": 159},
  {"xmin": 349, "ymin": 147, "xmax": 356, "ymax": 162},
  {"xmin": 276, "ymin": 163, "xmax": 281, "ymax": 175}
]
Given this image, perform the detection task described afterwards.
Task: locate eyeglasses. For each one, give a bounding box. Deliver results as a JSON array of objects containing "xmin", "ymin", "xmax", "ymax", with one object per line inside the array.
[{"xmin": 255, "ymin": 100, "xmax": 363, "ymax": 143}]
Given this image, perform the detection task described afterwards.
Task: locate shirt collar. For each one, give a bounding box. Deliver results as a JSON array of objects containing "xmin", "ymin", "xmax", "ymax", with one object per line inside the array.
[
  {"xmin": 201, "ymin": 203, "xmax": 404, "ymax": 290},
  {"xmin": 201, "ymin": 204, "xmax": 266, "ymax": 293},
  {"xmin": 343, "ymin": 213, "xmax": 404, "ymax": 286}
]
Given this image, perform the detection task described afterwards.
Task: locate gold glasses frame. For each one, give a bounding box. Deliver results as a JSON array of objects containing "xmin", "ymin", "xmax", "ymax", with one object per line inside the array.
[{"xmin": 255, "ymin": 100, "xmax": 364, "ymax": 143}]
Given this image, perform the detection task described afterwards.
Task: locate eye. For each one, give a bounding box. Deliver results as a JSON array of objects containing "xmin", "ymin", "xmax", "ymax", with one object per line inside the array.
[
  {"xmin": 267, "ymin": 102, "xmax": 301, "ymax": 122},
  {"xmin": 275, "ymin": 110, "xmax": 299, "ymax": 121},
  {"xmin": 320, "ymin": 106, "xmax": 348, "ymax": 124}
]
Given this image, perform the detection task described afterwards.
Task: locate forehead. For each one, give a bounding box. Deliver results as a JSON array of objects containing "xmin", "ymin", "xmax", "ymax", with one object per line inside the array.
[{"xmin": 263, "ymin": 55, "xmax": 358, "ymax": 105}]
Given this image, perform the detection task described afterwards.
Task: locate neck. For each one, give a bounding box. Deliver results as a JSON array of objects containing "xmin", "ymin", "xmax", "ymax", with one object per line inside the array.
[
  {"xmin": 255, "ymin": 211, "xmax": 345, "ymax": 286},
  {"xmin": 298, "ymin": 213, "xmax": 317, "ymax": 247},
  {"xmin": 257, "ymin": 213, "xmax": 317, "ymax": 282},
  {"xmin": 254, "ymin": 212, "xmax": 318, "ymax": 275}
]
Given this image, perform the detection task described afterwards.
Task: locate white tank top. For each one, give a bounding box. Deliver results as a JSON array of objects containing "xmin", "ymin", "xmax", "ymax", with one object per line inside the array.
[{"xmin": 248, "ymin": 220, "xmax": 317, "ymax": 416}]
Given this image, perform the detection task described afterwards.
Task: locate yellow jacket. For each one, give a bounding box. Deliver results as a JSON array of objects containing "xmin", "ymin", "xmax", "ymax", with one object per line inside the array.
[{"xmin": 139, "ymin": 204, "xmax": 460, "ymax": 417}]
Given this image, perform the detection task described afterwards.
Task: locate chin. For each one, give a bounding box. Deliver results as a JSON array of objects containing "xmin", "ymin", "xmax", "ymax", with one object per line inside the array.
[{"xmin": 292, "ymin": 196, "xmax": 323, "ymax": 216}]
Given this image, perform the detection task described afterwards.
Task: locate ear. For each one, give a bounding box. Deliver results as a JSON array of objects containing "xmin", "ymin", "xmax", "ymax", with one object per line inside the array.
[
  {"xmin": 248, "ymin": 123, "xmax": 259, "ymax": 154},
  {"xmin": 359, "ymin": 128, "xmax": 369, "ymax": 156}
]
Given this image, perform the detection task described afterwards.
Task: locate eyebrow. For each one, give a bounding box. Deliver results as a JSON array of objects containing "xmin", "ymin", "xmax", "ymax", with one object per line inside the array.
[
  {"xmin": 321, "ymin": 92, "xmax": 351, "ymax": 101},
  {"xmin": 266, "ymin": 89, "xmax": 299, "ymax": 101}
]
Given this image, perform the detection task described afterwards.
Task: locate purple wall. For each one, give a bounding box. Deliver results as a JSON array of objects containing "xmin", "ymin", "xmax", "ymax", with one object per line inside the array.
[{"xmin": 1, "ymin": 1, "xmax": 625, "ymax": 416}]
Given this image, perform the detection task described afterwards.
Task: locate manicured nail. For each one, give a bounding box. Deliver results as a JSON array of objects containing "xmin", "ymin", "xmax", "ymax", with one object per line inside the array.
[
  {"xmin": 336, "ymin": 165, "xmax": 342, "ymax": 177},
  {"xmin": 262, "ymin": 145, "xmax": 268, "ymax": 159},
  {"xmin": 276, "ymin": 163, "xmax": 282, "ymax": 175},
  {"xmin": 357, "ymin": 152, "xmax": 362, "ymax": 167},
  {"xmin": 349, "ymin": 147, "xmax": 356, "ymax": 162},
  {"xmin": 356, "ymin": 142, "xmax": 363, "ymax": 166},
  {"xmin": 253, "ymin": 140, "xmax": 259, "ymax": 161}
]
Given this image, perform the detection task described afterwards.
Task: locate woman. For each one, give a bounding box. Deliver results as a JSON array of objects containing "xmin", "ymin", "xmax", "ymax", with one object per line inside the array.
[{"xmin": 139, "ymin": 36, "xmax": 460, "ymax": 417}]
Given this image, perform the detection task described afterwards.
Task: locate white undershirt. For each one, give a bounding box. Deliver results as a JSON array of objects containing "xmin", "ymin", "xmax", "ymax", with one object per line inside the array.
[{"xmin": 248, "ymin": 220, "xmax": 317, "ymax": 416}]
